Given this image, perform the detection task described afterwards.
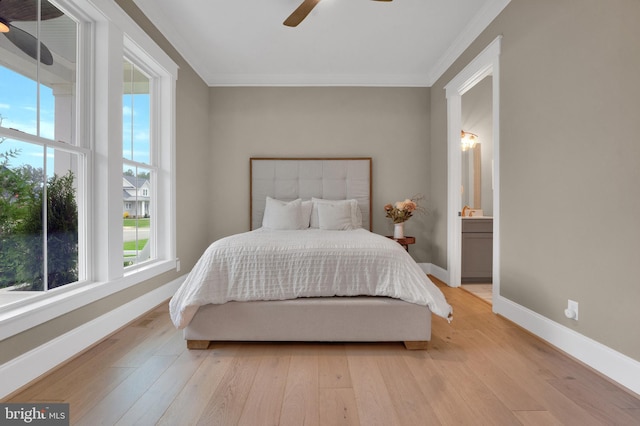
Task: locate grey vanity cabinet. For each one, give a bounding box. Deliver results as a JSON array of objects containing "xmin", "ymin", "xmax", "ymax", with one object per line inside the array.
[{"xmin": 461, "ymin": 218, "xmax": 493, "ymax": 283}]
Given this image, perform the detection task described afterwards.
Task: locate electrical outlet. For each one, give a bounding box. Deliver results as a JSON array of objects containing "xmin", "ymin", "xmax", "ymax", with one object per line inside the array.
[{"xmin": 565, "ymin": 299, "xmax": 579, "ymax": 320}]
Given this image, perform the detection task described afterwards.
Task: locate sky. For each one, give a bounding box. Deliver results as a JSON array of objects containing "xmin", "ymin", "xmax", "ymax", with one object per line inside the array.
[
  {"xmin": 0, "ymin": 66, "xmax": 55, "ymax": 171},
  {"xmin": 0, "ymin": 65, "xmax": 150, "ymax": 173}
]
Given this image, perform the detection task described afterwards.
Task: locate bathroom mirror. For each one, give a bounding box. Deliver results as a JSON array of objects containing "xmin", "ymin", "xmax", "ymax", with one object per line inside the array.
[{"xmin": 461, "ymin": 143, "xmax": 482, "ymax": 209}]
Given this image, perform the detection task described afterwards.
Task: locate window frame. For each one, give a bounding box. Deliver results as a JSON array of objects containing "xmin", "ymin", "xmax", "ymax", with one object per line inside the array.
[{"xmin": 0, "ymin": 0, "xmax": 178, "ymax": 341}]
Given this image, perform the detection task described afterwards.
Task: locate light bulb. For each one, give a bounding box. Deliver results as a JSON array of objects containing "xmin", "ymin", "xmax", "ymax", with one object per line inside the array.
[{"xmin": 0, "ymin": 22, "xmax": 9, "ymax": 33}]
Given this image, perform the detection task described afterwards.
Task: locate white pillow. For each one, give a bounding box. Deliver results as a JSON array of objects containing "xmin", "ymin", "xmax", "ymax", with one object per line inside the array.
[
  {"xmin": 262, "ymin": 197, "xmax": 302, "ymax": 230},
  {"xmin": 317, "ymin": 203, "xmax": 353, "ymax": 230},
  {"xmin": 310, "ymin": 198, "xmax": 362, "ymax": 229}
]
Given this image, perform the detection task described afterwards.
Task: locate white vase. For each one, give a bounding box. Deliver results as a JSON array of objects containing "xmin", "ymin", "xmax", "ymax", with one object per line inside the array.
[{"xmin": 393, "ymin": 222, "xmax": 405, "ymax": 239}]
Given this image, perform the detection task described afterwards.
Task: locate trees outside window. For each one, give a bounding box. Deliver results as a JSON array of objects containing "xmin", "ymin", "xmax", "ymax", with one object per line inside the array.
[{"xmin": 1, "ymin": 129, "xmax": 80, "ymax": 291}]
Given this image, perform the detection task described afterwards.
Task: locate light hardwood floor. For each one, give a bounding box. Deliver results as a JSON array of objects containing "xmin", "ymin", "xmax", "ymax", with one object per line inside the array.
[
  {"xmin": 461, "ymin": 283, "xmax": 493, "ymax": 304},
  {"xmin": 6, "ymin": 277, "xmax": 640, "ymax": 425}
]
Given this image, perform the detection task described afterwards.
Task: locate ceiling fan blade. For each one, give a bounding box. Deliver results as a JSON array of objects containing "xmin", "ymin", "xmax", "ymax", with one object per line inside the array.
[
  {"xmin": 0, "ymin": 0, "xmax": 63, "ymax": 22},
  {"xmin": 3, "ymin": 24, "xmax": 53, "ymax": 65},
  {"xmin": 283, "ymin": 0, "xmax": 321, "ymax": 27}
]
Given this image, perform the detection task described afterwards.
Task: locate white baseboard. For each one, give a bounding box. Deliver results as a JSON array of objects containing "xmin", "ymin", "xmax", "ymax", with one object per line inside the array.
[
  {"xmin": 493, "ymin": 295, "xmax": 640, "ymax": 396},
  {"xmin": 418, "ymin": 263, "xmax": 450, "ymax": 285},
  {"xmin": 0, "ymin": 275, "xmax": 185, "ymax": 399}
]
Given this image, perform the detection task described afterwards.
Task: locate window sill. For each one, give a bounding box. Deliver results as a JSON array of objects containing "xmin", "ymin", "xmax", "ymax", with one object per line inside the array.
[{"xmin": 0, "ymin": 259, "xmax": 177, "ymax": 341}]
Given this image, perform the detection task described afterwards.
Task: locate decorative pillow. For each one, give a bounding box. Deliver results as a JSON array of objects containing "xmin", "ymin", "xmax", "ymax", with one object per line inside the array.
[
  {"xmin": 262, "ymin": 197, "xmax": 302, "ymax": 230},
  {"xmin": 317, "ymin": 203, "xmax": 353, "ymax": 230},
  {"xmin": 310, "ymin": 198, "xmax": 362, "ymax": 229}
]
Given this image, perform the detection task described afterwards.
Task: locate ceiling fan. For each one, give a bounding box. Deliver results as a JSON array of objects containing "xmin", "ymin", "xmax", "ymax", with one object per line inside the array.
[
  {"xmin": 0, "ymin": 0, "xmax": 63, "ymax": 65},
  {"xmin": 284, "ymin": 0, "xmax": 392, "ymax": 27}
]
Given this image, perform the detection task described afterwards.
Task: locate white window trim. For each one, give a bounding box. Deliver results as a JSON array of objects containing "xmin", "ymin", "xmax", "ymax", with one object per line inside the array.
[{"xmin": 0, "ymin": 0, "xmax": 178, "ymax": 341}]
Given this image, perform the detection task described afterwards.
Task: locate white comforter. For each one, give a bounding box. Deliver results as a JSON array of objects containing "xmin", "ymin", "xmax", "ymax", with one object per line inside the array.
[{"xmin": 169, "ymin": 228, "xmax": 452, "ymax": 329}]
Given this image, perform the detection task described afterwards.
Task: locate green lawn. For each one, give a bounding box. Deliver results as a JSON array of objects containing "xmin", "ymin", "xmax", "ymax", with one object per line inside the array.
[
  {"xmin": 124, "ymin": 239, "xmax": 148, "ymax": 251},
  {"xmin": 123, "ymin": 218, "xmax": 150, "ymax": 227}
]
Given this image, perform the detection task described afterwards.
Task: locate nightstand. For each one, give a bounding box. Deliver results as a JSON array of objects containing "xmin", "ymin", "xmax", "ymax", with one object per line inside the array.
[{"xmin": 387, "ymin": 236, "xmax": 416, "ymax": 252}]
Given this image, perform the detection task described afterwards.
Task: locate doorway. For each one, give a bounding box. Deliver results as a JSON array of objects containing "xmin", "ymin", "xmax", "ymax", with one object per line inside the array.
[
  {"xmin": 445, "ymin": 36, "xmax": 501, "ymax": 310},
  {"xmin": 460, "ymin": 76, "xmax": 494, "ymax": 302}
]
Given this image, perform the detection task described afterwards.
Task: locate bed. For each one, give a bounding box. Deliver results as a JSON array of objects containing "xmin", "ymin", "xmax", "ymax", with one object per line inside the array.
[{"xmin": 170, "ymin": 158, "xmax": 452, "ymax": 350}]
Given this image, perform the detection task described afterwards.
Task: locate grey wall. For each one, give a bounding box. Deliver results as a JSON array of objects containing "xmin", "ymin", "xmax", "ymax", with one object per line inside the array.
[
  {"xmin": 208, "ymin": 87, "xmax": 433, "ymax": 262},
  {"xmin": 431, "ymin": 0, "xmax": 640, "ymax": 361},
  {"xmin": 0, "ymin": 1, "xmax": 211, "ymax": 365}
]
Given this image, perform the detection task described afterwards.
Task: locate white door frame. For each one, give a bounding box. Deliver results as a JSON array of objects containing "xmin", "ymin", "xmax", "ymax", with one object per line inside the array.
[{"xmin": 444, "ymin": 36, "xmax": 501, "ymax": 304}]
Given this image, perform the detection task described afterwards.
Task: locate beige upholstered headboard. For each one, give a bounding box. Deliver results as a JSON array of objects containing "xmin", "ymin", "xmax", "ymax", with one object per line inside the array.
[{"xmin": 250, "ymin": 158, "xmax": 372, "ymax": 231}]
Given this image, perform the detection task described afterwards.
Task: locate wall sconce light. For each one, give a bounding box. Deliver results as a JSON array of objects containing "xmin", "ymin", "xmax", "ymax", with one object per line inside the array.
[{"xmin": 461, "ymin": 130, "xmax": 478, "ymax": 152}]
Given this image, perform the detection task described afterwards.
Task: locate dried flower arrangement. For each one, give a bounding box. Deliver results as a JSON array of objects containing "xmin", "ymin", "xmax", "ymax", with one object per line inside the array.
[{"xmin": 384, "ymin": 195, "xmax": 424, "ymax": 224}]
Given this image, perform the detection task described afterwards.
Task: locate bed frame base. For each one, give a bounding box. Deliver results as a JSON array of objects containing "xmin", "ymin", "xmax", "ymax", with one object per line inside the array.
[{"xmin": 183, "ymin": 297, "xmax": 432, "ymax": 350}]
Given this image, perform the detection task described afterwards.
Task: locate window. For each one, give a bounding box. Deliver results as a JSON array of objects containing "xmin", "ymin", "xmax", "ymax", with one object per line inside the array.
[
  {"xmin": 0, "ymin": 0, "xmax": 177, "ymax": 338},
  {"xmin": 123, "ymin": 59, "xmax": 152, "ymax": 267},
  {"xmin": 0, "ymin": 1, "xmax": 84, "ymax": 292}
]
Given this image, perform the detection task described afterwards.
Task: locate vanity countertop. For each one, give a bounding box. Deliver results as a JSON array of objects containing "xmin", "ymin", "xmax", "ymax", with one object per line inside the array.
[{"xmin": 462, "ymin": 216, "xmax": 493, "ymax": 220}]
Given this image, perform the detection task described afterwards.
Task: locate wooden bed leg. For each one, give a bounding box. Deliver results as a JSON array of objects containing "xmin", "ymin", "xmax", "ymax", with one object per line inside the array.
[
  {"xmin": 404, "ymin": 341, "xmax": 428, "ymax": 350},
  {"xmin": 187, "ymin": 340, "xmax": 210, "ymax": 350}
]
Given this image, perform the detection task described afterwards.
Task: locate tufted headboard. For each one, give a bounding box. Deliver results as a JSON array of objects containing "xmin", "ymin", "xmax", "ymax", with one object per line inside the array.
[{"xmin": 250, "ymin": 158, "xmax": 372, "ymax": 231}]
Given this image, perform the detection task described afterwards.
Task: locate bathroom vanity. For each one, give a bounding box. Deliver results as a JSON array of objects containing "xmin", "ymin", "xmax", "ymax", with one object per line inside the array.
[{"xmin": 461, "ymin": 217, "xmax": 493, "ymax": 283}]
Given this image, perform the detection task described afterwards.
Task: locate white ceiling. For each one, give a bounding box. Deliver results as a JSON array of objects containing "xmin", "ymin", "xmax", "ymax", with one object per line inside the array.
[{"xmin": 132, "ymin": 0, "xmax": 510, "ymax": 87}]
